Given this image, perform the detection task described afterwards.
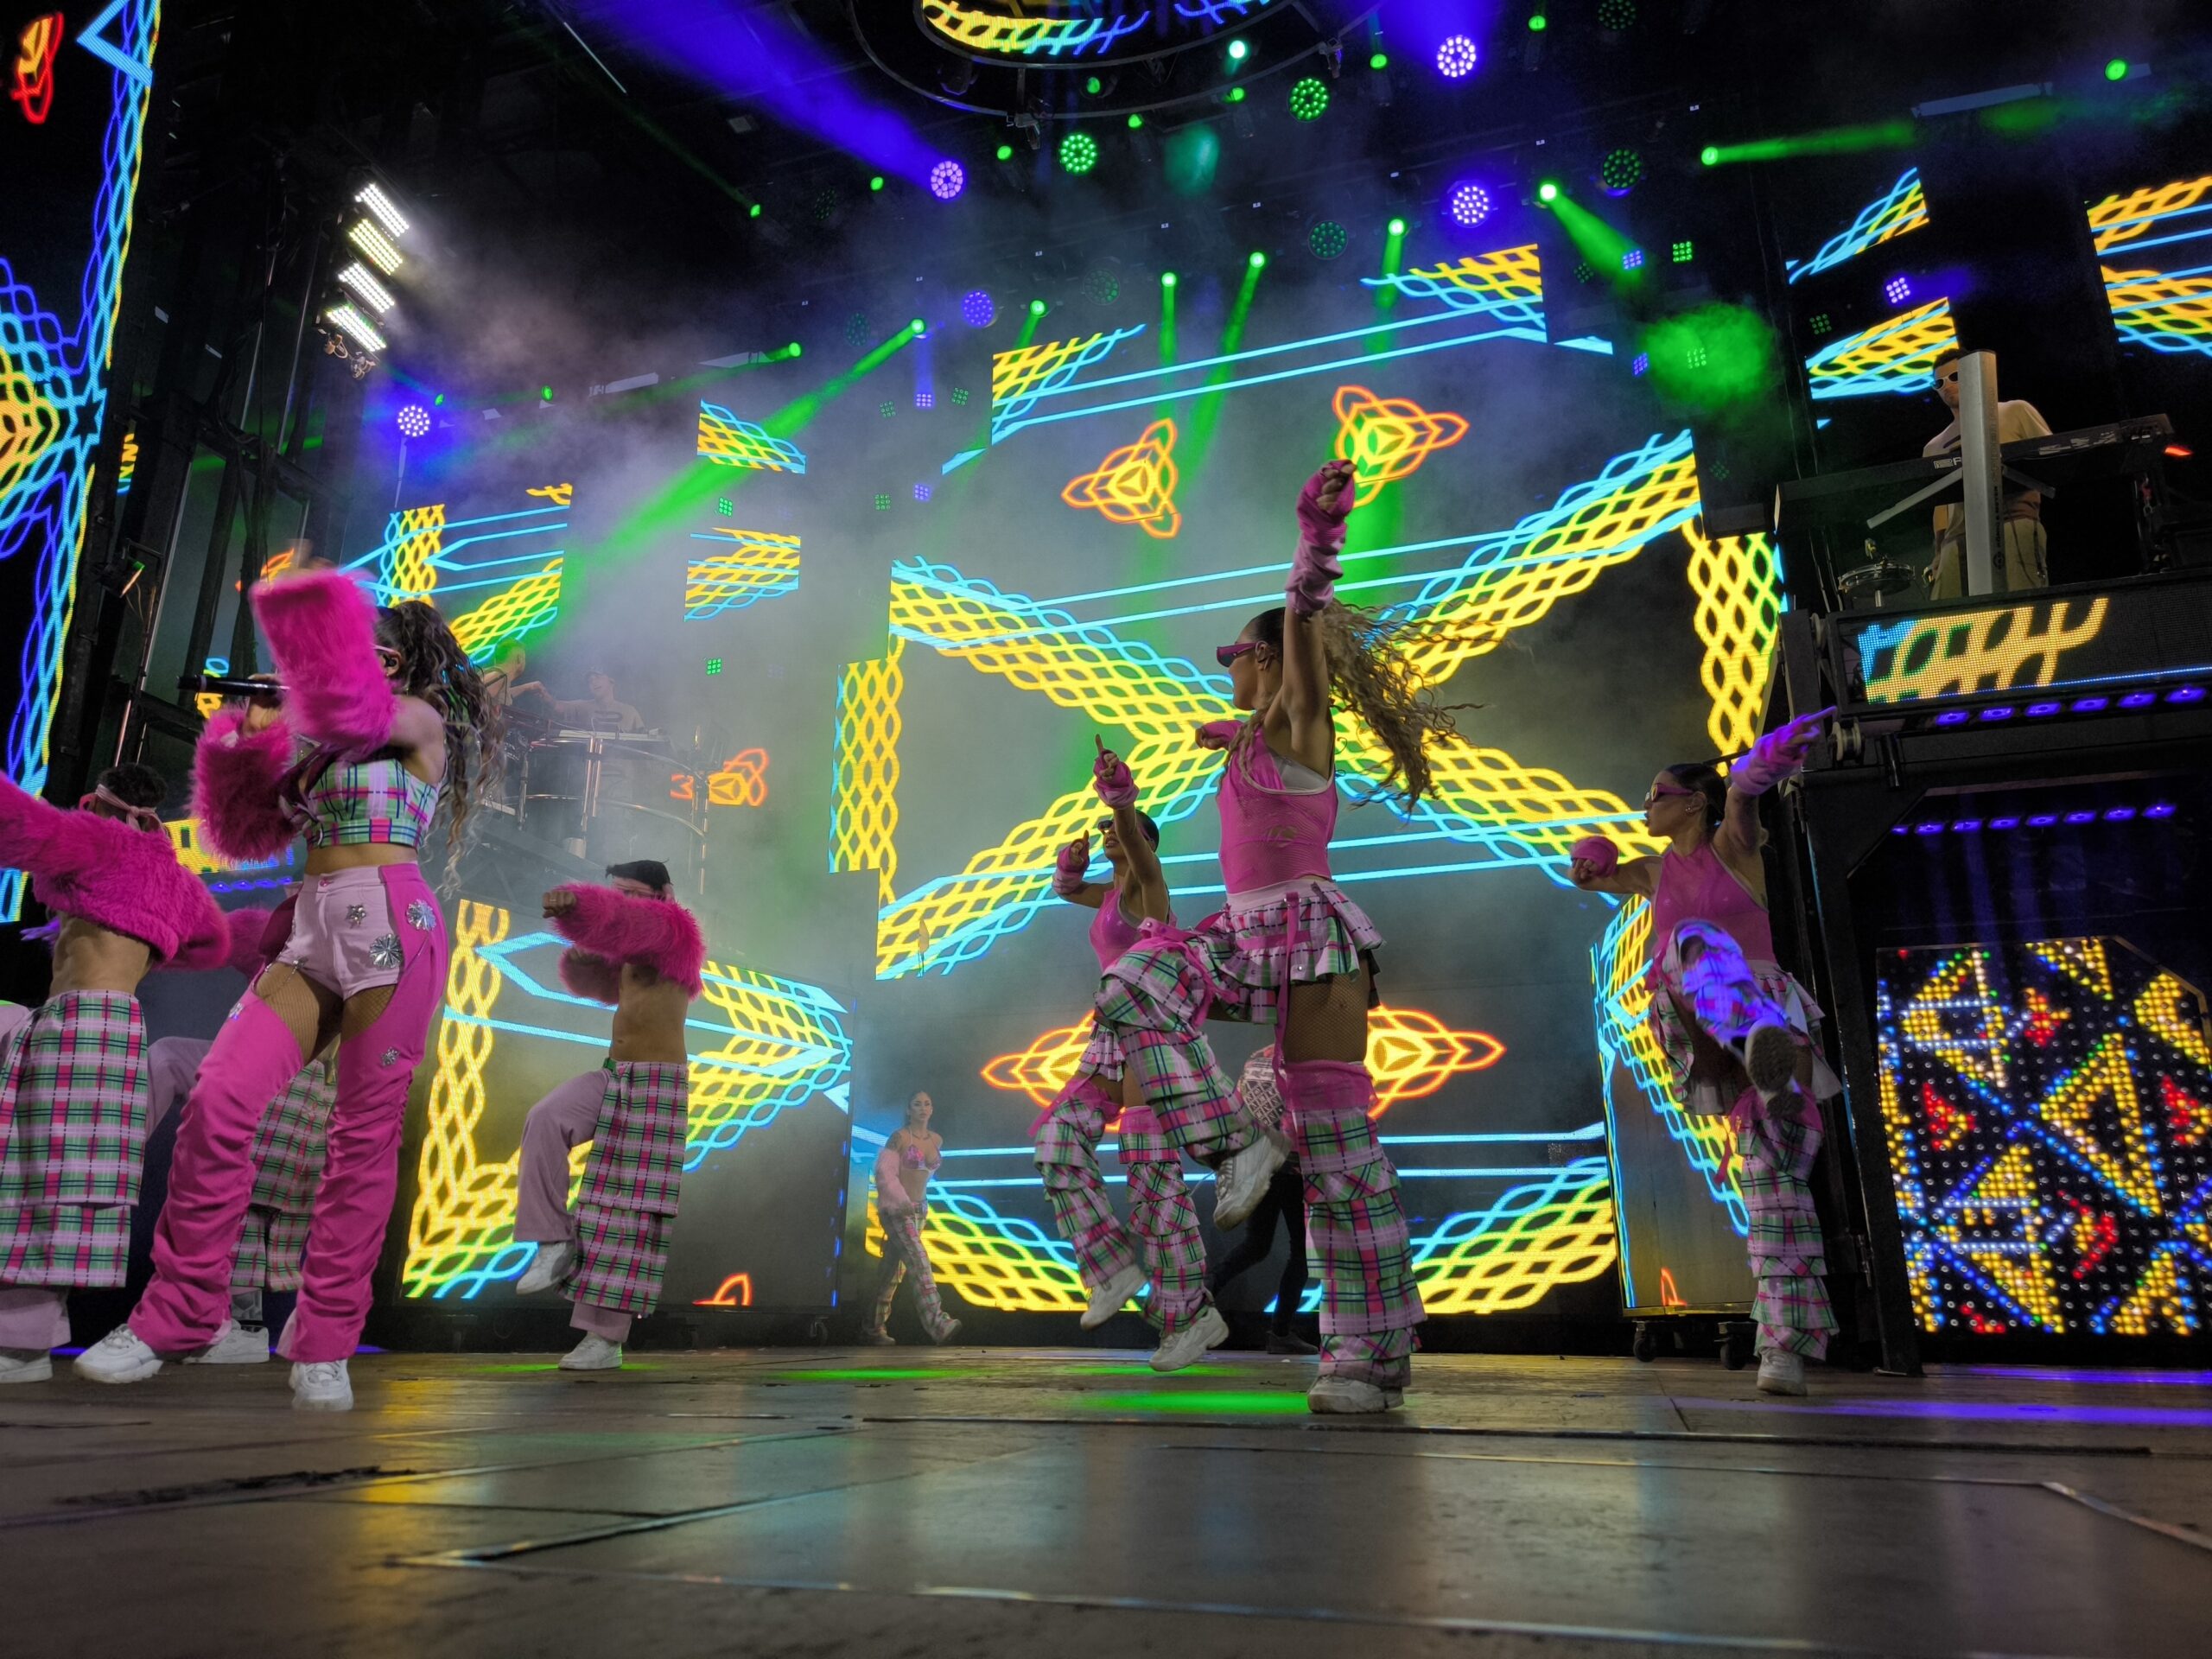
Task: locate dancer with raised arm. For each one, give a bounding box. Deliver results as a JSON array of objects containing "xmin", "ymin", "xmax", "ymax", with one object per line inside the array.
[
  {"xmin": 861, "ymin": 1091, "xmax": 961, "ymax": 1346},
  {"xmin": 0, "ymin": 764, "xmax": 224, "ymax": 1384},
  {"xmin": 80, "ymin": 567, "xmax": 497, "ymax": 1410},
  {"xmin": 1033, "ymin": 739, "xmax": 1227, "ymax": 1371},
  {"xmin": 1567, "ymin": 712, "xmax": 1840, "ymax": 1393},
  {"xmin": 1092, "ymin": 460, "xmax": 1452, "ymax": 1414},
  {"xmin": 512, "ymin": 860, "xmax": 702, "ymax": 1371},
  {"xmin": 142, "ymin": 897, "xmax": 339, "ymax": 1365}
]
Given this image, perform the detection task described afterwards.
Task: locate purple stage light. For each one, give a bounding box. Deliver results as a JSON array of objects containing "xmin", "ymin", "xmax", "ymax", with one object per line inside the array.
[
  {"xmin": 2120, "ymin": 691, "xmax": 2157, "ymax": 709},
  {"xmin": 914, "ymin": 483, "xmax": 931, "ymax": 502},
  {"xmin": 2166, "ymin": 684, "xmax": 2205, "ymax": 702},
  {"xmin": 961, "ymin": 289, "xmax": 996, "ymax": 327},
  {"xmin": 1978, "ymin": 705, "xmax": 2015, "ymax": 720},
  {"xmin": 2072, "ymin": 696, "xmax": 2109, "ymax": 712},
  {"xmin": 1952, "ymin": 819, "xmax": 1982, "ymax": 833},
  {"xmin": 1622, "ymin": 247, "xmax": 1645, "ymax": 270},
  {"xmin": 2146, "ymin": 803, "xmax": 2178, "ymax": 818},
  {"xmin": 1445, "ymin": 181, "xmax": 1492, "ymax": 227},
  {"xmin": 2105, "ymin": 806, "xmax": 2138, "ymax": 822},
  {"xmin": 1915, "ymin": 822, "xmax": 1943, "ymax": 836},
  {"xmin": 395, "ymin": 404, "xmax": 430, "ymax": 439},
  {"xmin": 2064, "ymin": 810, "xmax": 2096, "ymax": 825},
  {"xmin": 1885, "ymin": 273, "xmax": 1912, "ymax": 305},
  {"xmin": 1933, "ymin": 709, "xmax": 1969, "ymax": 726},
  {"xmin": 930, "ymin": 159, "xmax": 966, "ymax": 200},
  {"xmin": 1990, "ymin": 817, "xmax": 2020, "ymax": 830},
  {"xmin": 2025, "ymin": 702, "xmax": 2060, "ymax": 716},
  {"xmin": 1436, "ymin": 34, "xmax": 1478, "ymax": 79},
  {"xmin": 1631, "ymin": 353, "xmax": 1649, "ymax": 377},
  {"xmin": 2027, "ymin": 814, "xmax": 2059, "ymax": 827}
]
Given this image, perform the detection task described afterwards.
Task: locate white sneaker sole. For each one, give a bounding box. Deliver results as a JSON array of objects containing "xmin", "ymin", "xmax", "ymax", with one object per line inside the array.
[
  {"xmin": 292, "ymin": 1390, "xmax": 354, "ymax": 1412},
  {"xmin": 1149, "ymin": 1307, "xmax": 1229, "ymax": 1373},
  {"xmin": 1080, "ymin": 1264, "xmax": 1147, "ymax": 1330},
  {"xmin": 1212, "ymin": 1137, "xmax": 1288, "ymax": 1231},
  {"xmin": 76, "ymin": 1352, "xmax": 162, "ymax": 1385},
  {"xmin": 516, "ymin": 1249, "xmax": 570, "ymax": 1295},
  {"xmin": 559, "ymin": 1353, "xmax": 624, "ymax": 1372},
  {"xmin": 0, "ymin": 1357, "xmax": 54, "ymax": 1385},
  {"xmin": 1744, "ymin": 1024, "xmax": 1801, "ymax": 1102},
  {"xmin": 186, "ymin": 1337, "xmax": 271, "ymax": 1365}
]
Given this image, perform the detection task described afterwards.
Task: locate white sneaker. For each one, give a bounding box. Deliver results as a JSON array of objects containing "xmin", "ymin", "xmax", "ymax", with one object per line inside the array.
[
  {"xmin": 860, "ymin": 1327, "xmax": 897, "ymax": 1346},
  {"xmin": 930, "ymin": 1319, "xmax": 963, "ymax": 1346},
  {"xmin": 1757, "ymin": 1351, "xmax": 1808, "ymax": 1395},
  {"xmin": 1149, "ymin": 1305, "xmax": 1230, "ymax": 1373},
  {"xmin": 517, "ymin": 1239, "xmax": 574, "ymax": 1294},
  {"xmin": 1743, "ymin": 1022, "xmax": 1801, "ymax": 1103},
  {"xmin": 0, "ymin": 1348, "xmax": 53, "ymax": 1384},
  {"xmin": 1306, "ymin": 1375, "xmax": 1390, "ymax": 1414},
  {"xmin": 75, "ymin": 1325, "xmax": 163, "ymax": 1384},
  {"xmin": 184, "ymin": 1320, "xmax": 270, "ymax": 1365},
  {"xmin": 290, "ymin": 1359, "xmax": 353, "ymax": 1412},
  {"xmin": 559, "ymin": 1333, "xmax": 624, "ymax": 1371},
  {"xmin": 1212, "ymin": 1133, "xmax": 1288, "ymax": 1230},
  {"xmin": 1080, "ymin": 1262, "xmax": 1147, "ymax": 1330}
]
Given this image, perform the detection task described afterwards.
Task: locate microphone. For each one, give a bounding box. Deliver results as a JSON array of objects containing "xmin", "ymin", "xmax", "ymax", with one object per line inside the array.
[{"xmin": 179, "ymin": 672, "xmax": 286, "ymax": 698}]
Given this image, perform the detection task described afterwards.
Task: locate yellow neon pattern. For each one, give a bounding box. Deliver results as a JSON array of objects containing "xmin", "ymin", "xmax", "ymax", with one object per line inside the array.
[
  {"xmin": 448, "ymin": 566, "xmax": 563, "ymax": 660},
  {"xmin": 1369, "ymin": 245, "xmax": 1544, "ymax": 318},
  {"xmin": 990, "ymin": 327, "xmax": 1143, "ymax": 440},
  {"xmin": 1684, "ymin": 524, "xmax": 1783, "ymax": 755},
  {"xmin": 1790, "ymin": 169, "xmax": 1928, "ymax": 283},
  {"xmin": 2090, "ymin": 176, "xmax": 2212, "ymax": 358},
  {"xmin": 2136, "ymin": 972, "xmax": 2212, "ymax": 1069},
  {"xmin": 1855, "ymin": 596, "xmax": 2109, "ymax": 702},
  {"xmin": 920, "ymin": 0, "xmax": 1147, "ymax": 59},
  {"xmin": 2088, "ymin": 173, "xmax": 2212, "ymax": 254},
  {"xmin": 526, "ymin": 481, "xmax": 573, "ymax": 506},
  {"xmin": 1331, "ymin": 385, "xmax": 1470, "ymax": 506},
  {"xmin": 1061, "ymin": 418, "xmax": 1180, "ymax": 538},
  {"xmin": 686, "ymin": 529, "xmax": 801, "ymax": 618},
  {"xmin": 1930, "ymin": 1141, "xmax": 2064, "ymax": 1332},
  {"xmin": 2108, "ymin": 1250, "xmax": 2198, "ymax": 1337},
  {"xmin": 2037, "ymin": 1033, "xmax": 2160, "ymax": 1213},
  {"xmin": 697, "ymin": 403, "xmax": 806, "ymax": 473},
  {"xmin": 830, "ymin": 639, "xmax": 905, "ymax": 906},
  {"xmin": 1409, "ymin": 1160, "xmax": 1616, "ymax": 1315},
  {"xmin": 870, "ymin": 1193, "xmax": 1088, "ymax": 1314},
  {"xmin": 1804, "ymin": 297, "xmax": 1957, "ymax": 400},
  {"xmin": 0, "ymin": 339, "xmax": 60, "ymax": 512}
]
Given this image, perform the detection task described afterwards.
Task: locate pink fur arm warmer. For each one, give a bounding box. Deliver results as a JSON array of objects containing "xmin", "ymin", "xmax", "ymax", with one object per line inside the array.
[
  {"xmin": 558, "ymin": 948, "xmax": 622, "ymax": 1006},
  {"xmin": 1287, "ymin": 464, "xmax": 1352, "ymax": 616},
  {"xmin": 550, "ymin": 883, "xmax": 707, "ymax": 998},
  {"xmin": 0, "ymin": 775, "xmax": 80, "ymax": 878},
  {"xmin": 250, "ymin": 568, "xmax": 397, "ymax": 752},
  {"xmin": 1570, "ymin": 836, "xmax": 1620, "ymax": 875},
  {"xmin": 191, "ymin": 707, "xmax": 298, "ymax": 865}
]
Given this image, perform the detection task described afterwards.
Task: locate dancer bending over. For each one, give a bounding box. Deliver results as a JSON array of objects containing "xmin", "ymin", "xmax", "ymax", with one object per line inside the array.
[
  {"xmin": 1034, "ymin": 740, "xmax": 1227, "ymax": 1371},
  {"xmin": 0, "ymin": 764, "xmax": 223, "ymax": 1383},
  {"xmin": 1567, "ymin": 711, "xmax": 1840, "ymax": 1393},
  {"xmin": 513, "ymin": 860, "xmax": 703, "ymax": 1371},
  {"xmin": 862, "ymin": 1091, "xmax": 962, "ymax": 1345},
  {"xmin": 1093, "ymin": 459, "xmax": 1451, "ymax": 1414},
  {"xmin": 143, "ymin": 897, "xmax": 339, "ymax": 1364},
  {"xmin": 81, "ymin": 567, "xmax": 496, "ymax": 1410}
]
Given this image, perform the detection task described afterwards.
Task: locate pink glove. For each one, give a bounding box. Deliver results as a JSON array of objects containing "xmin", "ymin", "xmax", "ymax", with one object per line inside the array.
[
  {"xmin": 1092, "ymin": 744, "xmax": 1136, "ymax": 808},
  {"xmin": 1287, "ymin": 461, "xmax": 1355, "ymax": 616},
  {"xmin": 1570, "ymin": 836, "xmax": 1619, "ymax": 876},
  {"xmin": 1052, "ymin": 838, "xmax": 1090, "ymax": 898},
  {"xmin": 1732, "ymin": 707, "xmax": 1833, "ymax": 796},
  {"xmin": 1195, "ymin": 720, "xmax": 1243, "ymax": 752}
]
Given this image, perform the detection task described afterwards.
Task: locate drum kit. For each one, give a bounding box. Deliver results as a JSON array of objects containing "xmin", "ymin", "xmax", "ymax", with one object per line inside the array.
[{"xmin": 499, "ymin": 704, "xmax": 709, "ymax": 885}]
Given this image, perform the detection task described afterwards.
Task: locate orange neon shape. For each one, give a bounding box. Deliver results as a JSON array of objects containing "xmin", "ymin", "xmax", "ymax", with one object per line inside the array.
[
  {"xmin": 1658, "ymin": 1267, "xmax": 1687, "ymax": 1308},
  {"xmin": 1062, "ymin": 417, "xmax": 1180, "ymax": 539},
  {"xmin": 671, "ymin": 747, "xmax": 770, "ymax": 807},
  {"xmin": 695, "ymin": 1273, "xmax": 753, "ymax": 1307},
  {"xmin": 981, "ymin": 1001, "xmax": 1503, "ymax": 1118},
  {"xmin": 10, "ymin": 15, "xmax": 60, "ymax": 126},
  {"xmin": 1331, "ymin": 385, "xmax": 1469, "ymax": 505}
]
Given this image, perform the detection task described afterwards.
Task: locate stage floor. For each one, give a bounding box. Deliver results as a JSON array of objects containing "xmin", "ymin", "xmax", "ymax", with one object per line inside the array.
[{"xmin": 3, "ymin": 1349, "xmax": 2207, "ymax": 1656}]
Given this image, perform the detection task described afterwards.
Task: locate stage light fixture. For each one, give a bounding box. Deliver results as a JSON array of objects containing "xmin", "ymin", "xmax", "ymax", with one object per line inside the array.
[
  {"xmin": 748, "ymin": 203, "xmax": 762, "ymax": 218},
  {"xmin": 1249, "ymin": 250, "xmax": 1268, "ymax": 269},
  {"xmin": 1622, "ymin": 247, "xmax": 1645, "ymax": 270},
  {"xmin": 540, "ymin": 385, "xmax": 554, "ymax": 401},
  {"xmin": 1086, "ymin": 75, "xmax": 1103, "ymax": 94},
  {"xmin": 1084, "ymin": 268, "xmax": 1121, "ymax": 304},
  {"xmin": 1436, "ymin": 35, "xmax": 1479, "ymax": 79},
  {"xmin": 1885, "ymin": 273, "xmax": 1912, "ymax": 305},
  {"xmin": 910, "ymin": 317, "xmax": 927, "ymax": 334},
  {"xmin": 1228, "ymin": 38, "xmax": 1248, "ymax": 62},
  {"xmin": 996, "ymin": 143, "xmax": 1014, "ymax": 161},
  {"xmin": 1537, "ymin": 181, "xmax": 1560, "ymax": 203},
  {"xmin": 1029, "ymin": 297, "xmax": 1048, "ymax": 315},
  {"xmin": 1226, "ymin": 86, "xmax": 1247, "ymax": 103},
  {"xmin": 788, "ymin": 341, "xmax": 803, "ymax": 358},
  {"xmin": 335, "ymin": 262, "xmax": 396, "ymax": 315},
  {"xmin": 1529, "ymin": 10, "xmax": 1548, "ymax": 28},
  {"xmin": 916, "ymin": 391, "xmax": 935, "ymax": 409},
  {"xmin": 869, "ymin": 175, "xmax": 886, "ymax": 192},
  {"xmin": 930, "ymin": 160, "xmax": 966, "ymax": 200},
  {"xmin": 1672, "ymin": 238, "xmax": 1694, "ymax": 263},
  {"xmin": 354, "ymin": 182, "xmax": 409, "ymax": 238},
  {"xmin": 323, "ymin": 303, "xmax": 386, "ymax": 356},
  {"xmin": 1445, "ymin": 181, "xmax": 1494, "ymax": 228},
  {"xmin": 1600, "ymin": 148, "xmax": 1644, "ymax": 195},
  {"xmin": 1631, "ymin": 353, "xmax": 1649, "ymax": 376},
  {"xmin": 874, "ymin": 493, "xmax": 893, "ymax": 512},
  {"xmin": 962, "ymin": 289, "xmax": 996, "ymax": 327},
  {"xmin": 1388, "ymin": 215, "xmax": 1408, "ymax": 236},
  {"xmin": 1308, "ymin": 219, "xmax": 1348, "ymax": 259},
  {"xmin": 706, "ymin": 658, "xmax": 723, "ymax": 676},
  {"xmin": 1700, "ymin": 144, "xmax": 1719, "ymax": 165},
  {"xmin": 395, "ymin": 404, "xmax": 430, "ymax": 439},
  {"xmin": 1161, "ymin": 270, "xmax": 1179, "ymax": 289},
  {"xmin": 1128, "ymin": 112, "xmax": 1144, "ymax": 129},
  {"xmin": 1060, "ymin": 130, "xmax": 1099, "ymax": 175},
  {"xmin": 2105, "ymin": 58, "xmax": 2128, "ymax": 80},
  {"xmin": 1370, "ymin": 51, "xmax": 1389, "ymax": 69},
  {"xmin": 914, "ymin": 483, "xmax": 932, "ymax": 502},
  {"xmin": 347, "ymin": 219, "xmax": 404, "ymax": 276},
  {"xmin": 1598, "ymin": 0, "xmax": 1637, "ymax": 29},
  {"xmin": 1291, "ymin": 77, "xmax": 1330, "ymax": 119}
]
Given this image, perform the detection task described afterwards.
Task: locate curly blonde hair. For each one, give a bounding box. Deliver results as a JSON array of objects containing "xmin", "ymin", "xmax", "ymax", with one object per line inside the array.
[{"xmin": 1251, "ymin": 604, "xmax": 1461, "ymax": 806}]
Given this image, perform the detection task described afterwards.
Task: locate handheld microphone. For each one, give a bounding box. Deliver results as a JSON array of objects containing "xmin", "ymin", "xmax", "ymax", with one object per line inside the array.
[{"xmin": 179, "ymin": 672, "xmax": 286, "ymax": 699}]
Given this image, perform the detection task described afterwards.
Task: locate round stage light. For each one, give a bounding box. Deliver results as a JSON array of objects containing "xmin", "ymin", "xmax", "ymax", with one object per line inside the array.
[
  {"xmin": 2105, "ymin": 58, "xmax": 2129, "ymax": 80},
  {"xmin": 1599, "ymin": 147, "xmax": 1644, "ymax": 195},
  {"xmin": 929, "ymin": 159, "xmax": 966, "ymax": 201},
  {"xmin": 1308, "ymin": 219, "xmax": 1348, "ymax": 260},
  {"xmin": 869, "ymin": 175, "xmax": 885, "ymax": 192},
  {"xmin": 395, "ymin": 404, "xmax": 430, "ymax": 439},
  {"xmin": 1369, "ymin": 51, "xmax": 1389, "ymax": 70},
  {"xmin": 1128, "ymin": 112, "xmax": 1144, "ymax": 129},
  {"xmin": 1445, "ymin": 181, "xmax": 1493, "ymax": 228},
  {"xmin": 1226, "ymin": 86, "xmax": 1247, "ymax": 103},
  {"xmin": 1084, "ymin": 268, "xmax": 1121, "ymax": 304},
  {"xmin": 1700, "ymin": 144, "xmax": 1719, "ymax": 166},
  {"xmin": 961, "ymin": 289, "xmax": 996, "ymax": 327},
  {"xmin": 1160, "ymin": 270, "xmax": 1179, "ymax": 289},
  {"xmin": 1228, "ymin": 38, "xmax": 1249, "ymax": 62},
  {"xmin": 1598, "ymin": 0, "xmax": 1637, "ymax": 29},
  {"xmin": 1436, "ymin": 35, "xmax": 1479, "ymax": 79},
  {"xmin": 1290, "ymin": 77, "xmax": 1330, "ymax": 120},
  {"xmin": 1248, "ymin": 250, "xmax": 1268, "ymax": 270},
  {"xmin": 1387, "ymin": 216, "xmax": 1408, "ymax": 237},
  {"xmin": 1536, "ymin": 181, "xmax": 1560, "ymax": 203},
  {"xmin": 1529, "ymin": 10, "xmax": 1548, "ymax": 29},
  {"xmin": 995, "ymin": 143, "xmax": 1014, "ymax": 162},
  {"xmin": 1059, "ymin": 130, "xmax": 1099, "ymax": 175},
  {"xmin": 1029, "ymin": 297, "xmax": 1048, "ymax": 315},
  {"xmin": 909, "ymin": 317, "xmax": 927, "ymax": 335}
]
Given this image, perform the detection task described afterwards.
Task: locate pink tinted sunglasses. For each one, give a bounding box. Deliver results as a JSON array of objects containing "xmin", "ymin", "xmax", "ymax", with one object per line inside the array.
[{"xmin": 1216, "ymin": 641, "xmax": 1261, "ymax": 668}]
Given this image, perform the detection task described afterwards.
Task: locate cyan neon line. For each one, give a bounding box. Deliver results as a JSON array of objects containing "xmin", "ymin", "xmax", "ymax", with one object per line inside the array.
[
  {"xmin": 934, "ymin": 1166, "xmax": 1575, "ymax": 1191},
  {"xmin": 997, "ymin": 325, "xmax": 1547, "ymax": 440},
  {"xmin": 944, "ymin": 1128, "xmax": 1604, "ymax": 1160},
  {"xmin": 441, "ymin": 1013, "xmax": 829, "ymax": 1076}
]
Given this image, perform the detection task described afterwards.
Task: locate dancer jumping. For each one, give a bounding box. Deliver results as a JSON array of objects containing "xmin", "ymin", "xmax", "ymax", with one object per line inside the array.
[
  {"xmin": 143, "ymin": 897, "xmax": 339, "ymax": 1364},
  {"xmin": 80, "ymin": 566, "xmax": 496, "ymax": 1410},
  {"xmin": 1567, "ymin": 711, "xmax": 1840, "ymax": 1394},
  {"xmin": 0, "ymin": 764, "xmax": 224, "ymax": 1384},
  {"xmin": 512, "ymin": 860, "xmax": 702, "ymax": 1371},
  {"xmin": 861, "ymin": 1091, "xmax": 961, "ymax": 1345},
  {"xmin": 1033, "ymin": 740, "xmax": 1227, "ymax": 1371},
  {"xmin": 1092, "ymin": 459, "xmax": 1450, "ymax": 1414}
]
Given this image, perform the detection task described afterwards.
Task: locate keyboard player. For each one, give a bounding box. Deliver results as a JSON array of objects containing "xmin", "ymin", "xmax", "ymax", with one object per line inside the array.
[{"xmin": 1923, "ymin": 346, "xmax": 2052, "ymax": 598}]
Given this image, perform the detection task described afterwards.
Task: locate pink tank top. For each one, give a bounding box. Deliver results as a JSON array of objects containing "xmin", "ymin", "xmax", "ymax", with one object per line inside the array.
[
  {"xmin": 1089, "ymin": 889, "xmax": 1175, "ymax": 969},
  {"xmin": 1647, "ymin": 841, "xmax": 1775, "ymax": 982},
  {"xmin": 1217, "ymin": 724, "xmax": 1336, "ymax": 895}
]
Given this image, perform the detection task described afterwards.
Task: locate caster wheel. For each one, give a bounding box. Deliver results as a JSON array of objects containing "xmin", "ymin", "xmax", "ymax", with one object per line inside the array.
[{"xmin": 1631, "ymin": 1322, "xmax": 1659, "ymax": 1363}]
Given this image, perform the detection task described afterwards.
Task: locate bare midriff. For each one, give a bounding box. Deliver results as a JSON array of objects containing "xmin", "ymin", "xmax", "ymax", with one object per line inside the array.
[
  {"xmin": 46, "ymin": 915, "xmax": 153, "ymax": 997},
  {"xmin": 609, "ymin": 965, "xmax": 691, "ymax": 1065},
  {"xmin": 303, "ymin": 842, "xmax": 420, "ymax": 874},
  {"xmin": 888, "ymin": 1131, "xmax": 940, "ymax": 1206}
]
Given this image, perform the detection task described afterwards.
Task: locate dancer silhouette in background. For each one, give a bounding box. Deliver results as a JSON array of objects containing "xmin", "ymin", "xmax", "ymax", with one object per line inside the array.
[
  {"xmin": 1034, "ymin": 740, "xmax": 1227, "ymax": 1371},
  {"xmin": 1207, "ymin": 1047, "xmax": 1314, "ymax": 1355},
  {"xmin": 863, "ymin": 1091, "xmax": 960, "ymax": 1345},
  {"xmin": 513, "ymin": 860, "xmax": 703, "ymax": 1371},
  {"xmin": 83, "ymin": 566, "xmax": 497, "ymax": 1411},
  {"xmin": 0, "ymin": 765, "xmax": 223, "ymax": 1385},
  {"xmin": 1091, "ymin": 460, "xmax": 1452, "ymax": 1414}
]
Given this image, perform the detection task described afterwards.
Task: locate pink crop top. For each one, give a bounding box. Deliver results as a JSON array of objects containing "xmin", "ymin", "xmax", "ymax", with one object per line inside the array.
[
  {"xmin": 1217, "ymin": 722, "xmax": 1337, "ymax": 896},
  {"xmin": 289, "ymin": 753, "xmax": 441, "ymax": 850},
  {"xmin": 1646, "ymin": 841, "xmax": 1776, "ymax": 985},
  {"xmin": 1088, "ymin": 892, "xmax": 1153, "ymax": 971}
]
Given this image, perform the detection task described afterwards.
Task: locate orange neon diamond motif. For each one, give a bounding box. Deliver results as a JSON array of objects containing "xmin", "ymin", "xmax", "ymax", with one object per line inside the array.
[
  {"xmin": 980, "ymin": 1002, "xmax": 1503, "ymax": 1118},
  {"xmin": 1061, "ymin": 417, "xmax": 1180, "ymax": 539},
  {"xmin": 1332, "ymin": 385, "xmax": 1470, "ymax": 505}
]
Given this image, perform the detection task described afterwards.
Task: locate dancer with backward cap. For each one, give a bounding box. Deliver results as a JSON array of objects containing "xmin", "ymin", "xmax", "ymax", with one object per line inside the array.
[
  {"xmin": 1033, "ymin": 738, "xmax": 1228, "ymax": 1372},
  {"xmin": 1090, "ymin": 459, "xmax": 1454, "ymax": 1414}
]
